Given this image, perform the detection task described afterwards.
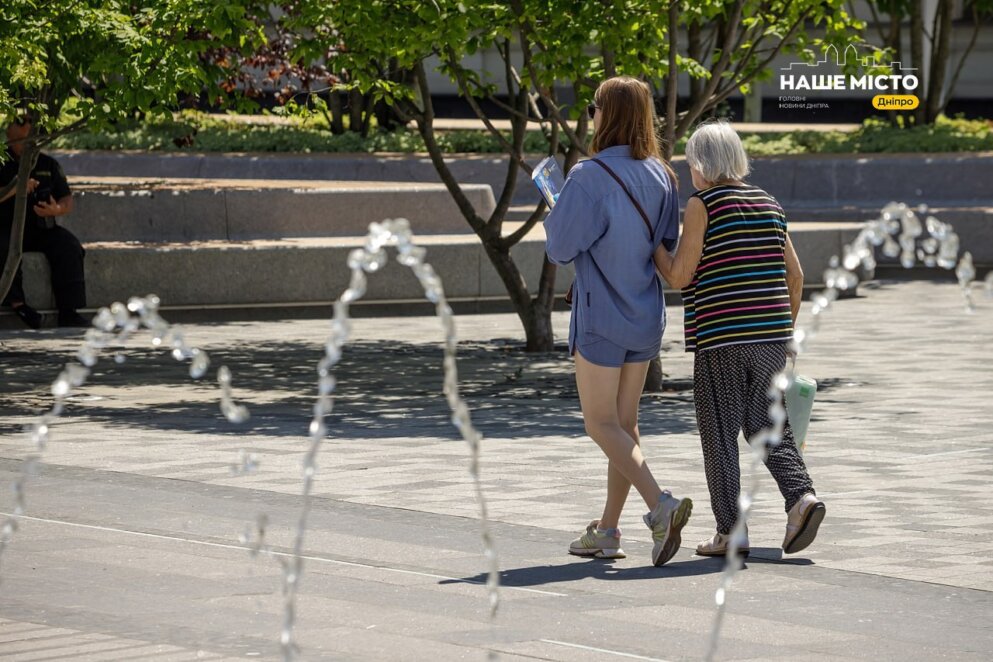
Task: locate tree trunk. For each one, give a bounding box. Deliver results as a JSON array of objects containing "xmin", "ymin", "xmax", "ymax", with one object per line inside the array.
[
  {"xmin": 645, "ymin": 356, "xmax": 663, "ymax": 392},
  {"xmin": 523, "ymin": 300, "xmax": 555, "ymax": 352},
  {"xmin": 925, "ymin": 0, "xmax": 951, "ymax": 123},
  {"xmin": 886, "ymin": 9, "xmax": 902, "ymax": 126},
  {"xmin": 910, "ymin": 0, "xmax": 926, "ymax": 124},
  {"xmin": 687, "ymin": 21, "xmax": 704, "ymax": 103},
  {"xmin": 481, "ymin": 240, "xmax": 555, "ymax": 352},
  {"xmin": 348, "ymin": 88, "xmax": 365, "ymax": 134},
  {"xmin": 328, "ymin": 92, "xmax": 345, "ymax": 134},
  {"xmin": 373, "ymin": 98, "xmax": 400, "ymax": 132},
  {"xmin": 0, "ymin": 142, "xmax": 38, "ymax": 306}
]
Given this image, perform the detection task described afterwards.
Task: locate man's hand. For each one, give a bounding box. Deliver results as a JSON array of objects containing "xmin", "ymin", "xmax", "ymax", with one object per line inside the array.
[
  {"xmin": 26, "ymin": 178, "xmax": 39, "ymax": 194},
  {"xmin": 33, "ymin": 195, "xmax": 62, "ymax": 217}
]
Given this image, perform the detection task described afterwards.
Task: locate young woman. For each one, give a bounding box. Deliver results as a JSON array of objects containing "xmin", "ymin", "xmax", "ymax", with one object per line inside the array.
[
  {"xmin": 653, "ymin": 120, "xmax": 825, "ymax": 557},
  {"xmin": 544, "ymin": 76, "xmax": 692, "ymax": 567}
]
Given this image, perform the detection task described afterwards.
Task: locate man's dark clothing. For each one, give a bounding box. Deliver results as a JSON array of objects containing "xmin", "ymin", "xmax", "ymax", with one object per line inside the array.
[{"xmin": 0, "ymin": 150, "xmax": 86, "ymax": 313}]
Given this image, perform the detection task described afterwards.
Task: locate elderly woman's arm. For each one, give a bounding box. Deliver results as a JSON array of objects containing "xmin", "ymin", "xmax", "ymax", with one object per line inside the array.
[
  {"xmin": 653, "ymin": 196, "xmax": 707, "ymax": 289},
  {"xmin": 784, "ymin": 233, "xmax": 804, "ymax": 324}
]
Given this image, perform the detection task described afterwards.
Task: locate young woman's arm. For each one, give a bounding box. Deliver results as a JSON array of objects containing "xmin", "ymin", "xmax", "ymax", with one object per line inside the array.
[
  {"xmin": 544, "ymin": 169, "xmax": 606, "ymax": 265},
  {"xmin": 784, "ymin": 233, "xmax": 804, "ymax": 324},
  {"xmin": 653, "ymin": 195, "xmax": 707, "ymax": 289}
]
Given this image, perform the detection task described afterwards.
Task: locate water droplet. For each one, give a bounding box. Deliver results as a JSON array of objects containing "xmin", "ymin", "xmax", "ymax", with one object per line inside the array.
[
  {"xmin": 318, "ymin": 374, "xmax": 336, "ymax": 395},
  {"xmin": 52, "ymin": 377, "xmax": 71, "ymax": 397},
  {"xmin": 189, "ymin": 350, "xmax": 210, "ymax": 379},
  {"xmin": 956, "ymin": 252, "xmax": 976, "ymax": 285},
  {"xmin": 347, "ymin": 248, "xmax": 365, "ymax": 270},
  {"xmin": 222, "ymin": 403, "xmax": 250, "ymax": 424}
]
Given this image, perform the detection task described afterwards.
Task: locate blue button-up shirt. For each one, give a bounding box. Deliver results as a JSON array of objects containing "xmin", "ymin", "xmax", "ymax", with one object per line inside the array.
[{"xmin": 544, "ymin": 145, "xmax": 679, "ymax": 354}]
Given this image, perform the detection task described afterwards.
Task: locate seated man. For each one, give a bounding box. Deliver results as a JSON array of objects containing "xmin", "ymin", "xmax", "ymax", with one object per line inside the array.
[{"xmin": 0, "ymin": 118, "xmax": 87, "ymax": 328}]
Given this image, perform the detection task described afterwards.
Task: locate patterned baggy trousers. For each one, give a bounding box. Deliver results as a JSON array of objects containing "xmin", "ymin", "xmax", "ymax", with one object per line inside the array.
[{"xmin": 693, "ymin": 342, "xmax": 815, "ymax": 535}]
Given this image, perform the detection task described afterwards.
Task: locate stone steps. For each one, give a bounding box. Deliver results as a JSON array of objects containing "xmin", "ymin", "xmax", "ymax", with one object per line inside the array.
[
  {"xmin": 63, "ymin": 177, "xmax": 495, "ymax": 242},
  {"xmin": 54, "ymin": 149, "xmax": 993, "ymax": 209},
  {"xmin": 3, "ymin": 222, "xmax": 862, "ymax": 328}
]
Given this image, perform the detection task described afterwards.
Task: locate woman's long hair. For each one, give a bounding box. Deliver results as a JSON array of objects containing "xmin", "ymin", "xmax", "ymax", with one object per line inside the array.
[{"xmin": 589, "ymin": 76, "xmax": 677, "ymax": 185}]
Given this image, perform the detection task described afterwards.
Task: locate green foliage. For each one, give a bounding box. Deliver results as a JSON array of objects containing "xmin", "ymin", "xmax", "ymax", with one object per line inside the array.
[
  {"xmin": 0, "ymin": 0, "xmax": 267, "ymax": 135},
  {"xmin": 740, "ymin": 116, "xmax": 993, "ymax": 155},
  {"xmin": 297, "ymin": 0, "xmax": 874, "ymax": 136},
  {"xmin": 51, "ymin": 114, "xmax": 993, "ymax": 156},
  {"xmin": 51, "ymin": 112, "xmax": 562, "ymax": 154}
]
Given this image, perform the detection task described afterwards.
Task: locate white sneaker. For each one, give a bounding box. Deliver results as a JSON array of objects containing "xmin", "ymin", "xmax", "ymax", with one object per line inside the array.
[
  {"xmin": 643, "ymin": 491, "xmax": 693, "ymax": 567},
  {"xmin": 696, "ymin": 529, "xmax": 750, "ymax": 557},
  {"xmin": 783, "ymin": 493, "xmax": 826, "ymax": 554},
  {"xmin": 568, "ymin": 520, "xmax": 626, "ymax": 559}
]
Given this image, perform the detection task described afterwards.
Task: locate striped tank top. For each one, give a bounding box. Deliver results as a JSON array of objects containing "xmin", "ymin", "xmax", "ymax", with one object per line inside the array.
[{"xmin": 681, "ymin": 184, "xmax": 794, "ymax": 353}]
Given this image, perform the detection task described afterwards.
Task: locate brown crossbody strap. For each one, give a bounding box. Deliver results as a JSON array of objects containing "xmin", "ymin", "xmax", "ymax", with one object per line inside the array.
[{"xmin": 590, "ymin": 157, "xmax": 655, "ymax": 242}]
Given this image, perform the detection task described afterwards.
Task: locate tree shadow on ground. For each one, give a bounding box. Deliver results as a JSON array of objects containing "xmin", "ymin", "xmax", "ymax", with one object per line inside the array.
[{"xmin": 0, "ymin": 337, "xmax": 703, "ymax": 440}]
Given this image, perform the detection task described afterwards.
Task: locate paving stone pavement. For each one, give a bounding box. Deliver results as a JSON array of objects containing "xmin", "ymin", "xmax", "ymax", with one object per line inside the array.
[{"xmin": 0, "ymin": 278, "xmax": 991, "ymax": 660}]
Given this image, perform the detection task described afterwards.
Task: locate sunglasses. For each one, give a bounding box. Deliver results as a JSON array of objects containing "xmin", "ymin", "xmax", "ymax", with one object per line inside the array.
[{"xmin": 586, "ymin": 103, "xmax": 599, "ymax": 119}]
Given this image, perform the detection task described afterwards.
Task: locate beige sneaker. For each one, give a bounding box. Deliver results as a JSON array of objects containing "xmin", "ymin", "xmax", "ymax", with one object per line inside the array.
[
  {"xmin": 696, "ymin": 529, "xmax": 750, "ymax": 557},
  {"xmin": 783, "ymin": 493, "xmax": 826, "ymax": 554},
  {"xmin": 643, "ymin": 491, "xmax": 693, "ymax": 567},
  {"xmin": 568, "ymin": 520, "xmax": 626, "ymax": 559}
]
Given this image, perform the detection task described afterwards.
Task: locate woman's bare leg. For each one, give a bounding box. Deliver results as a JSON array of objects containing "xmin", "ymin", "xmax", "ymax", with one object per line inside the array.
[
  {"xmin": 576, "ymin": 352, "xmax": 661, "ymax": 517},
  {"xmin": 598, "ymin": 360, "xmax": 651, "ymax": 528}
]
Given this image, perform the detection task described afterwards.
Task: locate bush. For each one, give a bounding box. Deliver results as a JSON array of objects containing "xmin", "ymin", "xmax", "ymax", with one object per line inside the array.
[{"xmin": 51, "ymin": 113, "xmax": 993, "ymax": 156}]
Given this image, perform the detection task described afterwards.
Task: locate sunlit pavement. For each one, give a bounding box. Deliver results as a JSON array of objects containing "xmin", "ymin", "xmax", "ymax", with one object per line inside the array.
[{"xmin": 1, "ymin": 279, "xmax": 991, "ymax": 661}]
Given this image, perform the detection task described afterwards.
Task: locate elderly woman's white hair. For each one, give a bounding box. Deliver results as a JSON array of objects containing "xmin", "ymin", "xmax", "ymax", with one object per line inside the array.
[{"xmin": 685, "ymin": 119, "xmax": 751, "ymax": 184}]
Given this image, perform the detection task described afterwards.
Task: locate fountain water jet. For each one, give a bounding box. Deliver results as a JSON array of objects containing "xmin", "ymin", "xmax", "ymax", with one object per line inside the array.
[
  {"xmin": 274, "ymin": 218, "xmax": 500, "ymax": 661},
  {"xmin": 0, "ymin": 294, "xmax": 250, "ymax": 576}
]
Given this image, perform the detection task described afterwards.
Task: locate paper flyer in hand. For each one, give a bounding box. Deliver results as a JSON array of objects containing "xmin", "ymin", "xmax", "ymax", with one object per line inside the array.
[{"xmin": 531, "ymin": 156, "xmax": 566, "ymax": 208}]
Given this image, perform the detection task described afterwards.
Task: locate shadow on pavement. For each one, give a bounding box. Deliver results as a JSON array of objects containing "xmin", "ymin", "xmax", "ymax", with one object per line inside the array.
[
  {"xmin": 442, "ymin": 556, "xmax": 732, "ymax": 588},
  {"xmin": 0, "ymin": 338, "xmax": 702, "ymax": 440},
  {"xmin": 442, "ymin": 546, "xmax": 816, "ymax": 589}
]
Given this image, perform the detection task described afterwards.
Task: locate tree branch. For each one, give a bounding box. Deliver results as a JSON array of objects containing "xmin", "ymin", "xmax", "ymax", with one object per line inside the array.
[
  {"xmin": 511, "ymin": 0, "xmax": 589, "ymax": 158},
  {"xmin": 498, "ymin": 202, "xmax": 546, "ymax": 250},
  {"xmin": 0, "ymin": 142, "xmax": 40, "ymax": 306},
  {"xmin": 35, "ymin": 117, "xmax": 90, "ymax": 147},
  {"xmin": 446, "ymin": 50, "xmax": 532, "ymax": 174},
  {"xmin": 486, "ymin": 44, "xmax": 532, "ymax": 237},
  {"xmin": 516, "ymin": 27, "xmax": 559, "ymax": 144},
  {"xmin": 852, "ymin": 0, "xmax": 888, "ymax": 45},
  {"xmin": 411, "ymin": 61, "xmax": 487, "ymax": 235},
  {"xmin": 940, "ymin": 4, "xmax": 982, "ymax": 114},
  {"xmin": 711, "ymin": 9, "xmax": 812, "ymax": 111},
  {"xmin": 0, "ymin": 179, "xmax": 18, "ymax": 201},
  {"xmin": 663, "ymin": 0, "xmax": 679, "ymax": 160},
  {"xmin": 675, "ymin": 0, "xmax": 744, "ymax": 137},
  {"xmin": 563, "ymin": 83, "xmax": 590, "ymax": 170}
]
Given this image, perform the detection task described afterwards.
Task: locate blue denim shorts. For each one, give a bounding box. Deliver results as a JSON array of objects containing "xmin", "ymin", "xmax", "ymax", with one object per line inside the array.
[{"xmin": 575, "ymin": 334, "xmax": 661, "ymax": 368}]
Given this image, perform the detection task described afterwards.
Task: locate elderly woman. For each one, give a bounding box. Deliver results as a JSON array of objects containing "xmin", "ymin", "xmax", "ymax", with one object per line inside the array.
[{"xmin": 654, "ymin": 120, "xmax": 825, "ymax": 557}]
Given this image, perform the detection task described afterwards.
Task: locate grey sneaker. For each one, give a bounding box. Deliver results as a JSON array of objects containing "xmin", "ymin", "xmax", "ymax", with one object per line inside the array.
[
  {"xmin": 568, "ymin": 520, "xmax": 626, "ymax": 559},
  {"xmin": 643, "ymin": 491, "xmax": 693, "ymax": 566},
  {"xmin": 783, "ymin": 493, "xmax": 826, "ymax": 554},
  {"xmin": 696, "ymin": 530, "xmax": 750, "ymax": 557}
]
